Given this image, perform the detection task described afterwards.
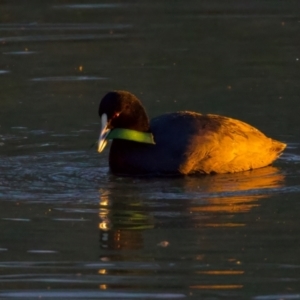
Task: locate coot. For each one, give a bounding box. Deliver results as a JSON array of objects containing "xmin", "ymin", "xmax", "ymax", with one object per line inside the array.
[{"xmin": 97, "ymin": 91, "xmax": 286, "ymax": 175}]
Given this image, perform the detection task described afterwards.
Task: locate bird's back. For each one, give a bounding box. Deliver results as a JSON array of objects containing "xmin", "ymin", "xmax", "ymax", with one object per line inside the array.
[{"xmin": 150, "ymin": 111, "xmax": 286, "ymax": 174}]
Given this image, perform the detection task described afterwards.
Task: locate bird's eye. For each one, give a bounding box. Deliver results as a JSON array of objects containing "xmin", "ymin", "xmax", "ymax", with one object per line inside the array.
[{"xmin": 112, "ymin": 112, "xmax": 120, "ymax": 119}]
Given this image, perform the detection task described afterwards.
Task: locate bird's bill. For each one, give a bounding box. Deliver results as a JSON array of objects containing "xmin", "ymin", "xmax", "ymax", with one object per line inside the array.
[{"xmin": 98, "ymin": 114, "xmax": 111, "ymax": 153}]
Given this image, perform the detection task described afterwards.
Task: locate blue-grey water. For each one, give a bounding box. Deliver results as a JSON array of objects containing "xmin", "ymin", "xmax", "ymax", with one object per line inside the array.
[{"xmin": 0, "ymin": 1, "xmax": 300, "ymax": 299}]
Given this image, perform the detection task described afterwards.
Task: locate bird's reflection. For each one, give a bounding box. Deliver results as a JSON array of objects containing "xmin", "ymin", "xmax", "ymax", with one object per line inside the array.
[
  {"xmin": 97, "ymin": 166, "xmax": 285, "ymax": 291},
  {"xmin": 186, "ymin": 166, "xmax": 284, "ymax": 213},
  {"xmin": 99, "ymin": 166, "xmax": 284, "ymax": 250}
]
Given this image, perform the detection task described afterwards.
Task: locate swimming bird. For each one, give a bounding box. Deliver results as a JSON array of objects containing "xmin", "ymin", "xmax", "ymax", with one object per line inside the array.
[{"xmin": 97, "ymin": 90, "xmax": 286, "ymax": 175}]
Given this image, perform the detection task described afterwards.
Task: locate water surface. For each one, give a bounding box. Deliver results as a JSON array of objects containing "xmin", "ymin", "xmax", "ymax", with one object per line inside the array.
[{"xmin": 0, "ymin": 1, "xmax": 300, "ymax": 299}]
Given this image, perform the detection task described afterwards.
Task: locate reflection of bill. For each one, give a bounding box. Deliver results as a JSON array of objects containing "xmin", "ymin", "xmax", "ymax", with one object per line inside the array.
[
  {"xmin": 98, "ymin": 193, "xmax": 155, "ymax": 291},
  {"xmin": 99, "ymin": 190, "xmax": 154, "ymax": 251}
]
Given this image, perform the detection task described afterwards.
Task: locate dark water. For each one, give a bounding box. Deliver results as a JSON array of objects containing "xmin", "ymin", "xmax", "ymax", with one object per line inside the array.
[{"xmin": 1, "ymin": 1, "xmax": 300, "ymax": 299}]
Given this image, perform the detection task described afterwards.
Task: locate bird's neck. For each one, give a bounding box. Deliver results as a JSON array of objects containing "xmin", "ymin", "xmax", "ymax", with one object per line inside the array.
[
  {"xmin": 133, "ymin": 110, "xmax": 150, "ymax": 132},
  {"xmin": 116, "ymin": 108, "xmax": 150, "ymax": 132}
]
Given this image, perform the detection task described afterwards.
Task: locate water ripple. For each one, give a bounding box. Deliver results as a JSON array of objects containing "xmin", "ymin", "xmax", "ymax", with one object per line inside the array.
[
  {"xmin": 0, "ymin": 151, "xmax": 107, "ymax": 202},
  {"xmin": 0, "ymin": 290, "xmax": 186, "ymax": 299},
  {"xmin": 0, "ymin": 23, "xmax": 131, "ymax": 31},
  {"xmin": 254, "ymin": 295, "xmax": 300, "ymax": 300},
  {"xmin": 53, "ymin": 4, "xmax": 125, "ymax": 9},
  {"xmin": 0, "ymin": 34, "xmax": 126, "ymax": 43},
  {"xmin": 31, "ymin": 76, "xmax": 108, "ymax": 82},
  {"xmin": 3, "ymin": 51, "xmax": 37, "ymax": 55}
]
